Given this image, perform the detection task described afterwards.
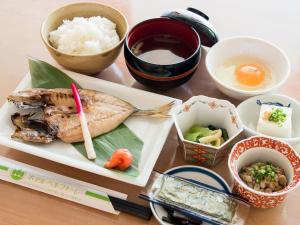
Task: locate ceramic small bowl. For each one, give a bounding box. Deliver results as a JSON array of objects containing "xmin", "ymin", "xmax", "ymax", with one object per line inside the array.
[
  {"xmin": 124, "ymin": 18, "xmax": 201, "ymax": 90},
  {"xmin": 237, "ymin": 94, "xmax": 300, "ymax": 152},
  {"xmin": 41, "ymin": 2, "xmax": 128, "ymax": 75},
  {"xmin": 205, "ymin": 36, "xmax": 290, "ymax": 100},
  {"xmin": 173, "ymin": 95, "xmax": 243, "ymax": 167},
  {"xmin": 228, "ymin": 136, "xmax": 300, "ymax": 208}
]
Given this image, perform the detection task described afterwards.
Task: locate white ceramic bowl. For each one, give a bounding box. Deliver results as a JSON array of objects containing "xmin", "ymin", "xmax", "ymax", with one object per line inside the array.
[
  {"xmin": 205, "ymin": 36, "xmax": 290, "ymax": 100},
  {"xmin": 237, "ymin": 94, "xmax": 300, "ymax": 152},
  {"xmin": 228, "ymin": 136, "xmax": 300, "ymax": 208},
  {"xmin": 172, "ymin": 95, "xmax": 243, "ymax": 166}
]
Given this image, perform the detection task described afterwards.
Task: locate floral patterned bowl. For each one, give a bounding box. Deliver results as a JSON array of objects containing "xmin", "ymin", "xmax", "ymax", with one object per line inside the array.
[
  {"xmin": 228, "ymin": 136, "xmax": 300, "ymax": 208},
  {"xmin": 172, "ymin": 95, "xmax": 243, "ymax": 167}
]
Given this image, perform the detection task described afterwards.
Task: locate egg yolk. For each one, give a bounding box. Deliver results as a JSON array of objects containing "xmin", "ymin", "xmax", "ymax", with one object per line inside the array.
[{"xmin": 235, "ymin": 64, "xmax": 265, "ymax": 86}]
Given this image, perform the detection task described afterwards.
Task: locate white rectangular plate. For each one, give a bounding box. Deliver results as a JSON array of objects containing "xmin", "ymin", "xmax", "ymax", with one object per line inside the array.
[{"xmin": 0, "ymin": 71, "xmax": 181, "ymax": 186}]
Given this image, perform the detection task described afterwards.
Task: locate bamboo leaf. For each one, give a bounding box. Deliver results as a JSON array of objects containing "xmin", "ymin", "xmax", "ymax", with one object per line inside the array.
[
  {"xmin": 29, "ymin": 58, "xmax": 81, "ymax": 89},
  {"xmin": 29, "ymin": 59, "xmax": 142, "ymax": 177}
]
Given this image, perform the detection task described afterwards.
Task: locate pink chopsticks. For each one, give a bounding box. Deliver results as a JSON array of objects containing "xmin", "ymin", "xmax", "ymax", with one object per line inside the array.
[{"xmin": 71, "ymin": 83, "xmax": 96, "ymax": 160}]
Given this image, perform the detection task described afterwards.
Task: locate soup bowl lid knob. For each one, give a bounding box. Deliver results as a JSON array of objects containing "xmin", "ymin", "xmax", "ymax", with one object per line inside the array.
[{"xmin": 161, "ymin": 7, "xmax": 218, "ymax": 47}]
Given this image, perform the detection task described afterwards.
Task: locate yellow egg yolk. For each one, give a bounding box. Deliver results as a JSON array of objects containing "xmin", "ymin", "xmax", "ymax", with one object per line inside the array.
[{"xmin": 235, "ymin": 64, "xmax": 265, "ymax": 86}]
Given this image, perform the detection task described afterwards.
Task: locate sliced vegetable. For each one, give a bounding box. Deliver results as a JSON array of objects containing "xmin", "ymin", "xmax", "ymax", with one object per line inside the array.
[
  {"xmin": 208, "ymin": 125, "xmax": 217, "ymax": 130},
  {"xmin": 189, "ymin": 125, "xmax": 211, "ymax": 135},
  {"xmin": 184, "ymin": 126, "xmax": 211, "ymax": 142},
  {"xmin": 198, "ymin": 129, "xmax": 222, "ymax": 145},
  {"xmin": 184, "ymin": 125, "xmax": 229, "ymax": 147},
  {"xmin": 184, "ymin": 132, "xmax": 202, "ymax": 142},
  {"xmin": 221, "ymin": 128, "xmax": 229, "ymax": 141}
]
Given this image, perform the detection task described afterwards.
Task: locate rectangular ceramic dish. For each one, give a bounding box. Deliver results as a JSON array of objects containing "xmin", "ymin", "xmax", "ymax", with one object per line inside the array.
[{"xmin": 0, "ymin": 71, "xmax": 181, "ymax": 186}]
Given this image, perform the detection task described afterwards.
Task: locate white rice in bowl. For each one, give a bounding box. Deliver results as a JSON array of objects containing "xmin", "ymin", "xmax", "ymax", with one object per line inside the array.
[{"xmin": 49, "ymin": 16, "xmax": 120, "ymax": 55}]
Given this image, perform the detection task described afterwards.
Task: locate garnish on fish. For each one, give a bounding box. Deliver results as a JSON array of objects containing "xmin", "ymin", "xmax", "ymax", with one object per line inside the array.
[
  {"xmin": 8, "ymin": 88, "xmax": 174, "ymax": 144},
  {"xmin": 104, "ymin": 148, "xmax": 133, "ymax": 171}
]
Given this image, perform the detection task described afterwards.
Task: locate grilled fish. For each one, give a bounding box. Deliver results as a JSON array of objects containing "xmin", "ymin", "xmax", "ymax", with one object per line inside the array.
[{"xmin": 8, "ymin": 88, "xmax": 173, "ymax": 143}]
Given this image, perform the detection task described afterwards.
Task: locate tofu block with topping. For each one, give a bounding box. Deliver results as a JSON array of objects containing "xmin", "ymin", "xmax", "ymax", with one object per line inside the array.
[{"xmin": 256, "ymin": 104, "xmax": 292, "ymax": 138}]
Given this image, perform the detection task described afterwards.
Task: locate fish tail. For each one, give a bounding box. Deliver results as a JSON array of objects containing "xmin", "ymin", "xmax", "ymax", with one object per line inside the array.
[{"xmin": 133, "ymin": 101, "xmax": 174, "ymax": 118}]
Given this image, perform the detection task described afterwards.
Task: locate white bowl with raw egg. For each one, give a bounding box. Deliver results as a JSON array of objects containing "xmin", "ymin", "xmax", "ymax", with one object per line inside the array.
[{"xmin": 205, "ymin": 36, "xmax": 290, "ymax": 100}]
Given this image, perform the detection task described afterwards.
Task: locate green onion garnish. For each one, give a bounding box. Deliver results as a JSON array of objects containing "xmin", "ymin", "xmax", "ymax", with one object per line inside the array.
[
  {"xmin": 253, "ymin": 162, "xmax": 277, "ymax": 182},
  {"xmin": 268, "ymin": 108, "xmax": 287, "ymax": 126}
]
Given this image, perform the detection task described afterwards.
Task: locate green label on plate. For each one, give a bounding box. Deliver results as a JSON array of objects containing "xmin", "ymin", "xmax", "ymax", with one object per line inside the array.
[
  {"xmin": 85, "ymin": 191, "xmax": 110, "ymax": 202},
  {"xmin": 0, "ymin": 165, "xmax": 9, "ymax": 171},
  {"xmin": 11, "ymin": 169, "xmax": 25, "ymax": 181}
]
